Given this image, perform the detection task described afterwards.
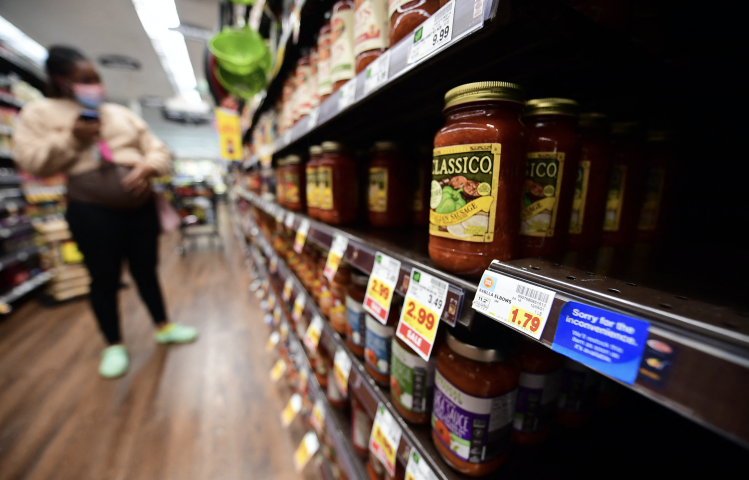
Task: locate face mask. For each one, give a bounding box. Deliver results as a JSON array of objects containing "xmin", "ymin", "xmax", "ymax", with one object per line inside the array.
[{"xmin": 72, "ymin": 83, "xmax": 106, "ymax": 109}]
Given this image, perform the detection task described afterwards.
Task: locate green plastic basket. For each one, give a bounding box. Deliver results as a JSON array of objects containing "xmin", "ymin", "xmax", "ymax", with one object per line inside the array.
[
  {"xmin": 209, "ymin": 26, "xmax": 271, "ymax": 76},
  {"xmin": 214, "ymin": 65, "xmax": 267, "ymax": 99}
]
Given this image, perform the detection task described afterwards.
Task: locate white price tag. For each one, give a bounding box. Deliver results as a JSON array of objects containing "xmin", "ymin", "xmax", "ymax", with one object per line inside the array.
[
  {"xmin": 274, "ymin": 206, "xmax": 285, "ymax": 223},
  {"xmin": 307, "ymin": 106, "xmax": 320, "ymax": 131},
  {"xmin": 396, "ymin": 268, "xmax": 449, "ymax": 361},
  {"xmin": 293, "ymin": 219, "xmax": 310, "ymax": 253},
  {"xmin": 363, "ymin": 51, "xmax": 390, "ymax": 96},
  {"xmin": 333, "ymin": 348, "xmax": 352, "ymax": 396},
  {"xmin": 323, "ymin": 234, "xmax": 349, "ymax": 281},
  {"xmin": 284, "ymin": 212, "xmax": 295, "ymax": 228},
  {"xmin": 292, "ymin": 293, "xmax": 306, "ymax": 323},
  {"xmin": 310, "ymin": 398, "xmax": 326, "ymax": 435},
  {"xmin": 369, "ymin": 404, "xmax": 403, "ymax": 477},
  {"xmin": 363, "ymin": 252, "xmax": 402, "ymax": 324},
  {"xmin": 293, "ymin": 431, "xmax": 320, "ymax": 472},
  {"xmin": 405, "ymin": 450, "xmax": 438, "ymax": 480},
  {"xmin": 283, "ymin": 277, "xmax": 294, "ymax": 302},
  {"xmin": 281, "ymin": 393, "xmax": 303, "ymax": 427},
  {"xmin": 407, "ymin": 0, "xmax": 456, "ymax": 64},
  {"xmin": 266, "ymin": 331, "xmax": 280, "ymax": 352},
  {"xmin": 303, "ymin": 314, "xmax": 324, "ymax": 351},
  {"xmin": 338, "ymin": 78, "xmax": 357, "ymax": 112},
  {"xmin": 472, "ymin": 270, "xmax": 556, "ymax": 339}
]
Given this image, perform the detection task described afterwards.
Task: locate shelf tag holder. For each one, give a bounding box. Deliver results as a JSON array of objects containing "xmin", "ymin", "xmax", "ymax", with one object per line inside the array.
[
  {"xmin": 369, "ymin": 403, "xmax": 402, "ymax": 477},
  {"xmin": 396, "ymin": 268, "xmax": 448, "ymax": 361},
  {"xmin": 363, "ymin": 252, "xmax": 401, "ymax": 325}
]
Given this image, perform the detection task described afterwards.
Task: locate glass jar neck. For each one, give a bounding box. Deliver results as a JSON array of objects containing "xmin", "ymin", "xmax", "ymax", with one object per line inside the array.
[{"xmin": 443, "ymin": 100, "xmax": 525, "ymax": 119}]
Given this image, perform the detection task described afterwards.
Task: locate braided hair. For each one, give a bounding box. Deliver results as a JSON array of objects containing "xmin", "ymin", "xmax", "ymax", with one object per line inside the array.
[{"xmin": 45, "ymin": 45, "xmax": 86, "ymax": 97}]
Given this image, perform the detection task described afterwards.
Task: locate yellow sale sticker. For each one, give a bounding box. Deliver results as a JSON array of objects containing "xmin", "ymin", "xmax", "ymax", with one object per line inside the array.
[
  {"xmin": 281, "ymin": 393, "xmax": 303, "ymax": 428},
  {"xmin": 323, "ymin": 234, "xmax": 349, "ymax": 281},
  {"xmin": 270, "ymin": 359, "xmax": 286, "ymax": 382},
  {"xmin": 363, "ymin": 252, "xmax": 401, "ymax": 324},
  {"xmin": 369, "ymin": 404, "xmax": 402, "ymax": 477},
  {"xmin": 395, "ymin": 269, "xmax": 448, "ymax": 361},
  {"xmin": 293, "ymin": 431, "xmax": 320, "ymax": 472}
]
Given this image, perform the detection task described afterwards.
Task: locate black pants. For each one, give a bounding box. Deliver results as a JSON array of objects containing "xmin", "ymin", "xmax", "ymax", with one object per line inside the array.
[{"xmin": 67, "ymin": 200, "xmax": 167, "ymax": 344}]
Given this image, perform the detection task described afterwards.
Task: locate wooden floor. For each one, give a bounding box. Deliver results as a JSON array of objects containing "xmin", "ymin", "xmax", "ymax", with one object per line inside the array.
[{"xmin": 0, "ymin": 206, "xmax": 314, "ymax": 480}]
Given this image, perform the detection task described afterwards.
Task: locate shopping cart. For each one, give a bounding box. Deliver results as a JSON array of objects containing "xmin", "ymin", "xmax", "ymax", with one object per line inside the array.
[{"xmin": 167, "ymin": 179, "xmax": 223, "ymax": 255}]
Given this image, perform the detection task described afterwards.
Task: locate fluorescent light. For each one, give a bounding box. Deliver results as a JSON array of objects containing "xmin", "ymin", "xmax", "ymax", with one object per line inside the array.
[
  {"xmin": 0, "ymin": 15, "xmax": 47, "ymax": 67},
  {"xmin": 132, "ymin": 0, "xmax": 201, "ymax": 104}
]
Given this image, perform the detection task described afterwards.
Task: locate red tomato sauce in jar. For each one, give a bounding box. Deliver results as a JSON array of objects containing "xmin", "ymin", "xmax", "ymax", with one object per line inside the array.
[
  {"xmin": 354, "ymin": 0, "xmax": 389, "ymax": 73},
  {"xmin": 318, "ymin": 141, "xmax": 359, "ymax": 225},
  {"xmin": 368, "ymin": 142, "xmax": 411, "ymax": 228}
]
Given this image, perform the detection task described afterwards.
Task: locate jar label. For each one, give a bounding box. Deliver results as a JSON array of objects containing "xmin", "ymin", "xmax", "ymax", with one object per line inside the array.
[
  {"xmin": 513, "ymin": 370, "xmax": 562, "ymax": 433},
  {"xmin": 391, "ymin": 339, "xmax": 435, "ymax": 413},
  {"xmin": 568, "ymin": 160, "xmax": 590, "ymax": 234},
  {"xmin": 637, "ymin": 167, "xmax": 665, "ymax": 231},
  {"xmin": 331, "ymin": 10, "xmax": 355, "ymax": 83},
  {"xmin": 297, "ymin": 64, "xmax": 312, "ymax": 116},
  {"xmin": 365, "ymin": 314, "xmax": 394, "ymax": 375},
  {"xmin": 429, "ymin": 143, "xmax": 501, "ymax": 243},
  {"xmin": 283, "ymin": 170, "xmax": 300, "ymax": 203},
  {"xmin": 521, "ymin": 152, "xmax": 565, "ymax": 237},
  {"xmin": 319, "ymin": 166, "xmax": 334, "ymax": 210},
  {"xmin": 557, "ymin": 359, "xmax": 599, "ymax": 413},
  {"xmin": 318, "ymin": 32, "xmax": 333, "ymax": 96},
  {"xmin": 346, "ymin": 295, "xmax": 366, "ymax": 346},
  {"xmin": 432, "ymin": 371, "xmax": 516, "ymax": 464},
  {"xmin": 368, "ymin": 167, "xmax": 388, "ymax": 213},
  {"xmin": 603, "ymin": 165, "xmax": 627, "ymax": 232},
  {"xmin": 354, "ymin": 0, "xmax": 389, "ymax": 57},
  {"xmin": 306, "ymin": 166, "xmax": 318, "ymax": 208}
]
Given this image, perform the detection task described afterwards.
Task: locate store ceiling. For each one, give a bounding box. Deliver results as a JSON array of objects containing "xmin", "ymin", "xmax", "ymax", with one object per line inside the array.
[{"xmin": 0, "ymin": 0, "xmax": 218, "ymax": 104}]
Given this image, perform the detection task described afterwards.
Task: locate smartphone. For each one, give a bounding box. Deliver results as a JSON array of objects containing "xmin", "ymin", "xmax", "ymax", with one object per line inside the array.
[{"xmin": 79, "ymin": 109, "xmax": 100, "ymax": 121}]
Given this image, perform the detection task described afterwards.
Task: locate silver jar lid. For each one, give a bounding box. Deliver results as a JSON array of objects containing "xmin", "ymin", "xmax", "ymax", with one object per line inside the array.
[{"xmin": 446, "ymin": 331, "xmax": 508, "ymax": 363}]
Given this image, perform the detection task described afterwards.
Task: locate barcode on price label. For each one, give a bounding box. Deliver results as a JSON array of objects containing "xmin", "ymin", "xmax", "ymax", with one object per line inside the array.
[{"xmin": 471, "ymin": 270, "xmax": 556, "ymax": 339}]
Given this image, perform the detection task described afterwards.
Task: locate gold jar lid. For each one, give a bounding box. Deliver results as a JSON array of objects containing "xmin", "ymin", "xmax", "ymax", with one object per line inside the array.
[
  {"xmin": 309, "ymin": 145, "xmax": 323, "ymax": 156},
  {"xmin": 524, "ymin": 98, "xmax": 580, "ymax": 117},
  {"xmin": 286, "ymin": 154, "xmax": 301, "ymax": 164},
  {"xmin": 373, "ymin": 141, "xmax": 399, "ymax": 151},
  {"xmin": 444, "ymin": 81, "xmax": 525, "ymax": 109},
  {"xmin": 579, "ymin": 112, "xmax": 609, "ymax": 128},
  {"xmin": 611, "ymin": 121, "xmax": 640, "ymax": 135},
  {"xmin": 321, "ymin": 141, "xmax": 345, "ymax": 152}
]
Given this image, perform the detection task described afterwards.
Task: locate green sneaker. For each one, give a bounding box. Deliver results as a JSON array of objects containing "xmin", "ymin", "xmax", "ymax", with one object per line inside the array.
[
  {"xmin": 154, "ymin": 323, "xmax": 199, "ymax": 344},
  {"xmin": 99, "ymin": 345, "xmax": 129, "ymax": 378}
]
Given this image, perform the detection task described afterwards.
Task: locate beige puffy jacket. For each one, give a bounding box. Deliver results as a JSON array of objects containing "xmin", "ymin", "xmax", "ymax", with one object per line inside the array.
[{"xmin": 12, "ymin": 98, "xmax": 171, "ymax": 178}]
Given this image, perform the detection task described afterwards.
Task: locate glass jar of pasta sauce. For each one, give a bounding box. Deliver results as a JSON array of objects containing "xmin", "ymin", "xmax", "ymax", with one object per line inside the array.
[
  {"xmin": 567, "ymin": 113, "xmax": 612, "ymax": 251},
  {"xmin": 346, "ymin": 271, "xmax": 369, "ymax": 358},
  {"xmin": 389, "ymin": 0, "xmax": 441, "ymax": 46},
  {"xmin": 319, "ymin": 141, "xmax": 359, "ymax": 225},
  {"xmin": 636, "ymin": 130, "xmax": 676, "ymax": 242},
  {"xmin": 520, "ymin": 98, "xmax": 581, "ymax": 258},
  {"xmin": 295, "ymin": 49, "xmax": 312, "ymax": 123},
  {"xmin": 330, "ymin": 263, "xmax": 352, "ymax": 334},
  {"xmin": 365, "ymin": 297, "xmax": 402, "ymax": 386},
  {"xmin": 307, "ymin": 145, "xmax": 323, "ymax": 219},
  {"xmin": 429, "ymin": 82, "xmax": 527, "ymax": 278},
  {"xmin": 318, "ymin": 15, "xmax": 334, "ymax": 102},
  {"xmin": 368, "ymin": 142, "xmax": 411, "ymax": 228},
  {"xmin": 331, "ymin": 0, "xmax": 356, "ymax": 93},
  {"xmin": 354, "ymin": 0, "xmax": 389, "ymax": 73},
  {"xmin": 390, "ymin": 332, "xmax": 440, "ymax": 425},
  {"xmin": 283, "ymin": 154, "xmax": 306, "ymax": 211}
]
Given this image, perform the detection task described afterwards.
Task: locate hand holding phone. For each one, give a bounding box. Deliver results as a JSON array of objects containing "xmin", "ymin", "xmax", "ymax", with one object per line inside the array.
[{"xmin": 73, "ymin": 110, "xmax": 100, "ymax": 143}]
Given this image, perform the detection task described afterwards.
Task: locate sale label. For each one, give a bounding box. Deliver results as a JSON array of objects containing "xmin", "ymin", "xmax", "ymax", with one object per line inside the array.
[
  {"xmin": 363, "ymin": 252, "xmax": 402, "ymax": 324},
  {"xmin": 405, "ymin": 450, "xmax": 437, "ymax": 480},
  {"xmin": 284, "ymin": 211, "xmax": 295, "ymax": 229},
  {"xmin": 303, "ymin": 315, "xmax": 324, "ymax": 352},
  {"xmin": 472, "ymin": 271, "xmax": 556, "ymax": 339},
  {"xmin": 310, "ymin": 398, "xmax": 326, "ymax": 435},
  {"xmin": 369, "ymin": 404, "xmax": 402, "ymax": 477},
  {"xmin": 323, "ymin": 234, "xmax": 349, "ymax": 281},
  {"xmin": 270, "ymin": 358, "xmax": 286, "ymax": 382},
  {"xmin": 266, "ymin": 331, "xmax": 280, "ymax": 352},
  {"xmin": 407, "ymin": 0, "xmax": 455, "ymax": 64},
  {"xmin": 333, "ymin": 347, "xmax": 352, "ymax": 396},
  {"xmin": 292, "ymin": 293, "xmax": 306, "ymax": 323},
  {"xmin": 293, "ymin": 431, "xmax": 320, "ymax": 472},
  {"xmin": 396, "ymin": 269, "xmax": 448, "ymax": 361},
  {"xmin": 281, "ymin": 393, "xmax": 303, "ymax": 427},
  {"xmin": 282, "ymin": 277, "xmax": 294, "ymax": 302},
  {"xmin": 293, "ymin": 219, "xmax": 310, "ymax": 253}
]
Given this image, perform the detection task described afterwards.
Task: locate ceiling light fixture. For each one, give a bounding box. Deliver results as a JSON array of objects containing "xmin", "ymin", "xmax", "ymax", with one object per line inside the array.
[
  {"xmin": 0, "ymin": 15, "xmax": 47, "ymax": 67},
  {"xmin": 132, "ymin": 0, "xmax": 201, "ymax": 104}
]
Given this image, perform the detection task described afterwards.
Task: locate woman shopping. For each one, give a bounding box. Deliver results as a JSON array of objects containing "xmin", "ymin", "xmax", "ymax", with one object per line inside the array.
[{"xmin": 12, "ymin": 46, "xmax": 198, "ymax": 379}]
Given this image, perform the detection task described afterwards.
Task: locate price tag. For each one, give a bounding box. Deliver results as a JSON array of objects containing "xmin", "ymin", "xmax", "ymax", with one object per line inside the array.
[
  {"xmin": 292, "ymin": 293, "xmax": 306, "ymax": 323},
  {"xmin": 307, "ymin": 106, "xmax": 320, "ymax": 131},
  {"xmin": 310, "ymin": 398, "xmax": 326, "ymax": 435},
  {"xmin": 283, "ymin": 277, "xmax": 294, "ymax": 302},
  {"xmin": 405, "ymin": 450, "xmax": 437, "ymax": 480},
  {"xmin": 266, "ymin": 331, "xmax": 281, "ymax": 352},
  {"xmin": 363, "ymin": 252, "xmax": 402, "ymax": 324},
  {"xmin": 323, "ymin": 234, "xmax": 349, "ymax": 281},
  {"xmin": 279, "ymin": 321, "xmax": 289, "ymax": 341},
  {"xmin": 369, "ymin": 404, "xmax": 402, "ymax": 477},
  {"xmin": 303, "ymin": 314, "xmax": 324, "ymax": 351},
  {"xmin": 281, "ymin": 393, "xmax": 303, "ymax": 427},
  {"xmin": 396, "ymin": 269, "xmax": 448, "ymax": 361},
  {"xmin": 338, "ymin": 78, "xmax": 357, "ymax": 112},
  {"xmin": 268, "ymin": 293, "xmax": 276, "ymax": 311},
  {"xmin": 293, "ymin": 219, "xmax": 310, "ymax": 253},
  {"xmin": 364, "ymin": 51, "xmax": 390, "ymax": 96},
  {"xmin": 283, "ymin": 129, "xmax": 292, "ymax": 146},
  {"xmin": 293, "ymin": 431, "xmax": 320, "ymax": 472},
  {"xmin": 284, "ymin": 212, "xmax": 295, "ymax": 229},
  {"xmin": 274, "ymin": 206, "xmax": 285, "ymax": 223},
  {"xmin": 472, "ymin": 271, "xmax": 556, "ymax": 340},
  {"xmin": 333, "ymin": 348, "xmax": 352, "ymax": 396},
  {"xmin": 270, "ymin": 358, "xmax": 286, "ymax": 382},
  {"xmin": 298, "ymin": 367, "xmax": 309, "ymax": 393},
  {"xmin": 273, "ymin": 305, "xmax": 282, "ymax": 326},
  {"xmin": 269, "ymin": 255, "xmax": 278, "ymax": 274},
  {"xmin": 407, "ymin": 0, "xmax": 455, "ymax": 64}
]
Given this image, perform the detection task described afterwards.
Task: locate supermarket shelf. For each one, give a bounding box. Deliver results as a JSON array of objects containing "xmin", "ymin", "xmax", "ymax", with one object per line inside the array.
[
  {"xmin": 0, "ymin": 48, "xmax": 48, "ymax": 91},
  {"xmin": 0, "ymin": 91, "xmax": 25, "ymax": 109},
  {"xmin": 0, "ymin": 245, "xmax": 45, "ymax": 272},
  {"xmin": 0, "ymin": 221, "xmax": 34, "ymax": 239},
  {"xmin": 0, "ymin": 269, "xmax": 54, "ymax": 313}
]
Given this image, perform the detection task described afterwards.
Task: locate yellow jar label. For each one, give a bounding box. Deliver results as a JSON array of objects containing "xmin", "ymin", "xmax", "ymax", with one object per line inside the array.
[
  {"xmin": 283, "ymin": 170, "xmax": 300, "ymax": 204},
  {"xmin": 368, "ymin": 167, "xmax": 388, "ymax": 213},
  {"xmin": 569, "ymin": 160, "xmax": 590, "ymax": 234},
  {"xmin": 306, "ymin": 166, "xmax": 318, "ymax": 208},
  {"xmin": 637, "ymin": 167, "xmax": 665, "ymax": 231},
  {"xmin": 429, "ymin": 143, "xmax": 500, "ymax": 243},
  {"xmin": 319, "ymin": 166, "xmax": 334, "ymax": 211},
  {"xmin": 603, "ymin": 165, "xmax": 627, "ymax": 232},
  {"xmin": 521, "ymin": 152, "xmax": 565, "ymax": 238}
]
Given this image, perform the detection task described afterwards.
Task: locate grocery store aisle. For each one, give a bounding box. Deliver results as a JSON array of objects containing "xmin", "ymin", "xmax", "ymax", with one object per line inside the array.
[{"xmin": 0, "ymin": 205, "xmax": 310, "ymax": 480}]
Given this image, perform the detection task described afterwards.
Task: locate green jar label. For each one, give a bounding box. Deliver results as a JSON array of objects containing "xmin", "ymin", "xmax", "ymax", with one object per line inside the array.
[
  {"xmin": 521, "ymin": 152, "xmax": 565, "ymax": 237},
  {"xmin": 391, "ymin": 339, "xmax": 435, "ymax": 413}
]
